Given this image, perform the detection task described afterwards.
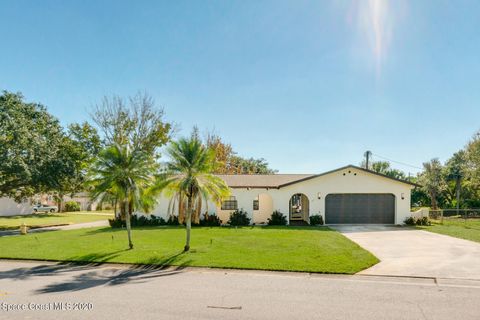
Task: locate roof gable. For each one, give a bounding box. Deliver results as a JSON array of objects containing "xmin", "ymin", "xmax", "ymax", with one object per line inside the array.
[{"xmin": 278, "ymin": 165, "xmax": 419, "ymax": 188}]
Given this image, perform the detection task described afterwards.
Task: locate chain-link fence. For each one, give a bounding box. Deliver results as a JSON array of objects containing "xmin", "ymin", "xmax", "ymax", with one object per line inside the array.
[{"xmin": 429, "ymin": 209, "xmax": 480, "ymax": 222}]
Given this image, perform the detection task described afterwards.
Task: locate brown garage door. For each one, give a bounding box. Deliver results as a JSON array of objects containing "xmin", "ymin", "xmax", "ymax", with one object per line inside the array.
[{"xmin": 325, "ymin": 193, "xmax": 395, "ymax": 224}]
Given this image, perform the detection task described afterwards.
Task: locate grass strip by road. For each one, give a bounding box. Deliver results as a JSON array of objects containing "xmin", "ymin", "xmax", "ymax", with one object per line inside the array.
[
  {"xmin": 417, "ymin": 218, "xmax": 480, "ymax": 243},
  {"xmin": 0, "ymin": 212, "xmax": 113, "ymax": 230},
  {"xmin": 0, "ymin": 226, "xmax": 378, "ymax": 274}
]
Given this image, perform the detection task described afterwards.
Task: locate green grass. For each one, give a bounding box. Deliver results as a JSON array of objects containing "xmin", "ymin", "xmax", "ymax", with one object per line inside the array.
[
  {"xmin": 0, "ymin": 226, "xmax": 378, "ymax": 274},
  {"xmin": 0, "ymin": 211, "xmax": 113, "ymax": 230},
  {"xmin": 417, "ymin": 218, "xmax": 480, "ymax": 243}
]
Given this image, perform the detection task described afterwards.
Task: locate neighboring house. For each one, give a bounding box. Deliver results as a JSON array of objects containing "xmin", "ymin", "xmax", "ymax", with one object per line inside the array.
[
  {"xmin": 0, "ymin": 192, "xmax": 99, "ymax": 216},
  {"xmin": 149, "ymin": 165, "xmax": 417, "ymax": 225},
  {"xmin": 34, "ymin": 192, "xmax": 99, "ymax": 211},
  {"xmin": 0, "ymin": 197, "xmax": 32, "ymax": 216},
  {"xmin": 62, "ymin": 192, "xmax": 99, "ymax": 211}
]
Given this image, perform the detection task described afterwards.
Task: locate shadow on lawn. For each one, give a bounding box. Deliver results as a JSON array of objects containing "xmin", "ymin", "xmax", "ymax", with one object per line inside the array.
[
  {"xmin": 0, "ymin": 251, "xmax": 189, "ymax": 294},
  {"xmin": 259, "ymin": 226, "xmax": 331, "ymax": 231},
  {"xmin": 1, "ymin": 214, "xmax": 69, "ymax": 221},
  {"xmin": 76, "ymin": 225, "xmax": 333, "ymax": 239},
  {"xmin": 80, "ymin": 225, "xmax": 185, "ymax": 236}
]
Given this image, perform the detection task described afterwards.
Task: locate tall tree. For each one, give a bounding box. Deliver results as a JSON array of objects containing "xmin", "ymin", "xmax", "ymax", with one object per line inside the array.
[
  {"xmin": 88, "ymin": 144, "xmax": 158, "ymax": 249},
  {"xmin": 48, "ymin": 123, "xmax": 102, "ymax": 211},
  {"xmin": 156, "ymin": 136, "xmax": 230, "ymax": 252},
  {"xmin": 91, "ymin": 92, "xmax": 172, "ymax": 157},
  {"xmin": 0, "ymin": 91, "xmax": 64, "ymax": 200},
  {"xmin": 90, "ymin": 92, "xmax": 172, "ymax": 218},
  {"xmin": 443, "ymin": 151, "xmax": 466, "ymax": 210},
  {"xmin": 206, "ymin": 133, "xmax": 277, "ymax": 174},
  {"xmin": 418, "ymin": 159, "xmax": 445, "ymax": 210},
  {"xmin": 360, "ymin": 160, "xmax": 407, "ymax": 180},
  {"xmin": 466, "ymin": 131, "xmax": 480, "ymax": 186}
]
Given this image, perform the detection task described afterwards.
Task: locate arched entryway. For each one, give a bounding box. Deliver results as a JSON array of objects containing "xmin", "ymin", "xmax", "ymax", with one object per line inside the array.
[
  {"xmin": 289, "ymin": 193, "xmax": 309, "ymax": 223},
  {"xmin": 253, "ymin": 193, "xmax": 273, "ymax": 224}
]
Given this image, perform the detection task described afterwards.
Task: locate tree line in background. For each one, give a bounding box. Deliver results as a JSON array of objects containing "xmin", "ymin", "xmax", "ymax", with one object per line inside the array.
[
  {"xmin": 416, "ymin": 137, "xmax": 480, "ymax": 210},
  {"xmin": 362, "ymin": 138, "xmax": 480, "ymax": 210}
]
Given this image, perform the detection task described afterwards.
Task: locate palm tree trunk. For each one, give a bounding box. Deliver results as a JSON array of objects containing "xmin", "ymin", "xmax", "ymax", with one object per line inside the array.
[
  {"xmin": 113, "ymin": 198, "xmax": 118, "ymax": 219},
  {"xmin": 455, "ymin": 177, "xmax": 461, "ymax": 215},
  {"xmin": 184, "ymin": 196, "xmax": 192, "ymax": 252},
  {"xmin": 125, "ymin": 198, "xmax": 133, "ymax": 249},
  {"xmin": 57, "ymin": 194, "xmax": 64, "ymax": 213},
  {"xmin": 431, "ymin": 191, "xmax": 438, "ymax": 210}
]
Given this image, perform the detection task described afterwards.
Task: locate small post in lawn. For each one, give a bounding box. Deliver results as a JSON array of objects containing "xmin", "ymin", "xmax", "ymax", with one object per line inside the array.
[
  {"xmin": 20, "ymin": 223, "xmax": 28, "ymax": 235},
  {"xmin": 440, "ymin": 209, "xmax": 443, "ymax": 225}
]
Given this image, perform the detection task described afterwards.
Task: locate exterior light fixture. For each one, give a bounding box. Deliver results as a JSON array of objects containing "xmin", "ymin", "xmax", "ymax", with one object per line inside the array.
[
  {"xmin": 317, "ymin": 192, "xmax": 321, "ymax": 199},
  {"xmin": 401, "ymin": 193, "xmax": 405, "ymax": 200}
]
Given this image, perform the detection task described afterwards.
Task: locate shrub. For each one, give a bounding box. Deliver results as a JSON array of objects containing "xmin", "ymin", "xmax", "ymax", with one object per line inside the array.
[
  {"xmin": 416, "ymin": 216, "xmax": 431, "ymax": 226},
  {"xmin": 108, "ymin": 218, "xmax": 125, "ymax": 228},
  {"xmin": 267, "ymin": 210, "xmax": 287, "ymax": 225},
  {"xmin": 64, "ymin": 201, "xmax": 80, "ymax": 212},
  {"xmin": 166, "ymin": 215, "xmax": 180, "ymax": 226},
  {"xmin": 150, "ymin": 215, "xmax": 166, "ymax": 226},
  {"xmin": 108, "ymin": 215, "xmax": 166, "ymax": 228},
  {"xmin": 200, "ymin": 212, "xmax": 221, "ymax": 226},
  {"xmin": 228, "ymin": 209, "xmax": 251, "ymax": 226},
  {"xmin": 309, "ymin": 214, "xmax": 324, "ymax": 225},
  {"xmin": 404, "ymin": 217, "xmax": 416, "ymax": 225},
  {"xmin": 404, "ymin": 216, "xmax": 431, "ymax": 226}
]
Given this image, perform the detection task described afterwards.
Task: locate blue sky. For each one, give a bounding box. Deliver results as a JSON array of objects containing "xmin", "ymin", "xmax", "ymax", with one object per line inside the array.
[{"xmin": 1, "ymin": 1, "xmax": 479, "ymax": 174}]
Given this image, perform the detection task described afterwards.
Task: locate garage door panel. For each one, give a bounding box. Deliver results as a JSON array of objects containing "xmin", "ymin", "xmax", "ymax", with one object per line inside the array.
[{"xmin": 325, "ymin": 193, "xmax": 395, "ymax": 224}]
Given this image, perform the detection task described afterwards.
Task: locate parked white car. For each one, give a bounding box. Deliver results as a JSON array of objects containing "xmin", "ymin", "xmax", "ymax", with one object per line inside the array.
[{"xmin": 33, "ymin": 204, "xmax": 58, "ymax": 213}]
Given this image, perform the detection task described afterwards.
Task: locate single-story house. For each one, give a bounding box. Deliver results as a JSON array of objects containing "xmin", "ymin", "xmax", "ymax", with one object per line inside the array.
[
  {"xmin": 0, "ymin": 192, "xmax": 100, "ymax": 216},
  {"xmin": 62, "ymin": 192, "xmax": 99, "ymax": 211},
  {"xmin": 150, "ymin": 165, "xmax": 417, "ymax": 225}
]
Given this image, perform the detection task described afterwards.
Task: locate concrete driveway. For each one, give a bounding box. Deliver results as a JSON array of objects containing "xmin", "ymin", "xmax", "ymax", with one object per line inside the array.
[{"xmin": 333, "ymin": 225, "xmax": 480, "ymax": 280}]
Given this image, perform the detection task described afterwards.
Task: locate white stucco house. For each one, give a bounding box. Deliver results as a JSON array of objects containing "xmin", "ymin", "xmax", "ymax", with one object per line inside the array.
[
  {"xmin": 0, "ymin": 192, "xmax": 99, "ymax": 216},
  {"xmin": 150, "ymin": 165, "xmax": 417, "ymax": 225}
]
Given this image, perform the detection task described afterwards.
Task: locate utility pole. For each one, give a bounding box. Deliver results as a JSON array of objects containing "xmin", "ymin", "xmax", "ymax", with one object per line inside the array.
[{"xmin": 364, "ymin": 150, "xmax": 372, "ymax": 170}]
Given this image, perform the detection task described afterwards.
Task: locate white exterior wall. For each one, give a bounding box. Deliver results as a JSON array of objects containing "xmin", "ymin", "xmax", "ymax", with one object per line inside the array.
[
  {"xmin": 144, "ymin": 166, "xmax": 413, "ymax": 225},
  {"xmin": 0, "ymin": 197, "xmax": 32, "ymax": 216},
  {"xmin": 253, "ymin": 193, "xmax": 273, "ymax": 224},
  {"xmin": 63, "ymin": 195, "xmax": 98, "ymax": 211},
  {"xmin": 277, "ymin": 168, "xmax": 413, "ymax": 225}
]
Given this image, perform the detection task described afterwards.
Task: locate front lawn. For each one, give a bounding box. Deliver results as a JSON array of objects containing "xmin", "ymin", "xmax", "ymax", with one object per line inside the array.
[
  {"xmin": 417, "ymin": 218, "xmax": 480, "ymax": 243},
  {"xmin": 0, "ymin": 211, "xmax": 113, "ymax": 230},
  {"xmin": 0, "ymin": 226, "xmax": 378, "ymax": 274}
]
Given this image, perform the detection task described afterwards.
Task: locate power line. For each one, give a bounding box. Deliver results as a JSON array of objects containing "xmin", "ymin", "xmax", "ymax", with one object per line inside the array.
[{"xmin": 371, "ymin": 153, "xmax": 423, "ymax": 170}]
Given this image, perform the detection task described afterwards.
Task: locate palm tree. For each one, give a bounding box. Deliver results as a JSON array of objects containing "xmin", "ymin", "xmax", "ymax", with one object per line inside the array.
[
  {"xmin": 419, "ymin": 158, "xmax": 446, "ymax": 210},
  {"xmin": 88, "ymin": 143, "xmax": 157, "ymax": 249},
  {"xmin": 156, "ymin": 137, "xmax": 230, "ymax": 252}
]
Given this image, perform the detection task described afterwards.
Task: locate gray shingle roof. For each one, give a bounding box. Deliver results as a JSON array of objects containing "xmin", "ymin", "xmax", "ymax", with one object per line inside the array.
[{"xmin": 215, "ymin": 174, "xmax": 315, "ymax": 188}]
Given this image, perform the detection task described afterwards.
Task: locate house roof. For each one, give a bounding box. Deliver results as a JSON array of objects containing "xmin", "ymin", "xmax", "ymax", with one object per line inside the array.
[
  {"xmin": 216, "ymin": 165, "xmax": 419, "ymax": 189},
  {"xmin": 216, "ymin": 174, "xmax": 315, "ymax": 188}
]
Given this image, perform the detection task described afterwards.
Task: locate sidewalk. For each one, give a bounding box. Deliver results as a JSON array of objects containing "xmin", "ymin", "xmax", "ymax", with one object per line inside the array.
[{"xmin": 0, "ymin": 220, "xmax": 109, "ymax": 237}]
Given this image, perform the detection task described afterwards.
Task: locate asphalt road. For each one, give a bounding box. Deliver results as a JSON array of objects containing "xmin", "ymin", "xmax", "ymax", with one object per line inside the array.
[{"xmin": 1, "ymin": 260, "xmax": 479, "ymax": 320}]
